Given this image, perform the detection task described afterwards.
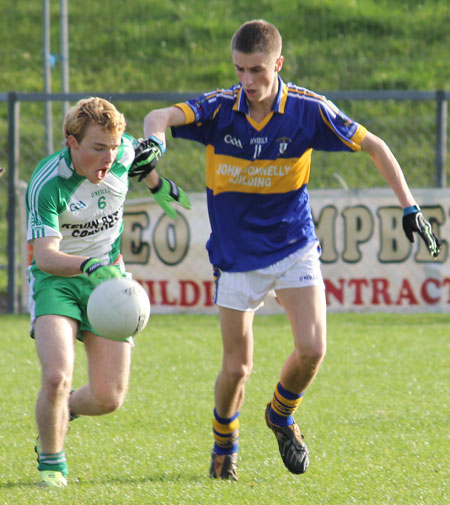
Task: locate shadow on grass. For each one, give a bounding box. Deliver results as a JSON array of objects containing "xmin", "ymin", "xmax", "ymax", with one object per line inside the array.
[
  {"xmin": 0, "ymin": 471, "xmax": 208, "ymax": 490},
  {"xmin": 1, "ymin": 480, "xmax": 42, "ymax": 490},
  {"xmin": 80, "ymin": 472, "xmax": 208, "ymax": 486}
]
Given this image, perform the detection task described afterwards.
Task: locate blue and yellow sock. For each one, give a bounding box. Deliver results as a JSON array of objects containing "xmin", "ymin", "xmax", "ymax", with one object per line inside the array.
[
  {"xmin": 212, "ymin": 408, "xmax": 239, "ymax": 455},
  {"xmin": 37, "ymin": 450, "xmax": 69, "ymax": 477},
  {"xmin": 269, "ymin": 381, "xmax": 304, "ymax": 427}
]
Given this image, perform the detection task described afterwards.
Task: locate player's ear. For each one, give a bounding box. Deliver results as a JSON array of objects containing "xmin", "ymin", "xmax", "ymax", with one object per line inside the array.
[
  {"xmin": 67, "ymin": 135, "xmax": 79, "ymax": 149},
  {"xmin": 275, "ymin": 56, "xmax": 284, "ymax": 73}
]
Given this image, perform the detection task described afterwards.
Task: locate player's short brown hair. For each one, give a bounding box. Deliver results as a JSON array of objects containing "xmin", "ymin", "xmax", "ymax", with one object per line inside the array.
[
  {"xmin": 231, "ymin": 19, "xmax": 282, "ymax": 57},
  {"xmin": 63, "ymin": 97, "xmax": 126, "ymax": 142}
]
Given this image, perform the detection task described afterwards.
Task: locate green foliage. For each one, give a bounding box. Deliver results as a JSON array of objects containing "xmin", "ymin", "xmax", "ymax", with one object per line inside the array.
[
  {"xmin": 1, "ymin": 0, "xmax": 449, "ymax": 94},
  {"xmin": 1, "ymin": 0, "xmax": 448, "ymax": 183},
  {"xmin": 0, "ymin": 312, "xmax": 448, "ymax": 504}
]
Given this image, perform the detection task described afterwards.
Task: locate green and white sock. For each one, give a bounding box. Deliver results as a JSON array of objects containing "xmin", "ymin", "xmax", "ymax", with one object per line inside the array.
[{"xmin": 38, "ymin": 450, "xmax": 69, "ymax": 476}]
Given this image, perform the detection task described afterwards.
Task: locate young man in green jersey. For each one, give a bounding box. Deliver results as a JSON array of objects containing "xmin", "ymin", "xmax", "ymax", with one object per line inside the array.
[
  {"xmin": 141, "ymin": 20, "xmax": 440, "ymax": 480},
  {"xmin": 26, "ymin": 96, "xmax": 190, "ymax": 487}
]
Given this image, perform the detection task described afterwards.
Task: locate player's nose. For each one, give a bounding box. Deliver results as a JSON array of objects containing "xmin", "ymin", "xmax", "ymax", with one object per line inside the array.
[
  {"xmin": 241, "ymin": 71, "xmax": 254, "ymax": 88},
  {"xmin": 103, "ymin": 149, "xmax": 115, "ymax": 163}
]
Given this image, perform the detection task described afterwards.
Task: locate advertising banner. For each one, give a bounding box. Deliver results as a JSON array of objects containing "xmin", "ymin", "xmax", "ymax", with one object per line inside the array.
[{"xmin": 122, "ymin": 189, "xmax": 450, "ymax": 314}]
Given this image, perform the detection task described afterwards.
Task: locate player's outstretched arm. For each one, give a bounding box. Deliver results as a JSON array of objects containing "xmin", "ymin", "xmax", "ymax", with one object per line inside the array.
[
  {"xmin": 360, "ymin": 131, "xmax": 416, "ymax": 208},
  {"xmin": 143, "ymin": 106, "xmax": 186, "ymax": 139},
  {"xmin": 131, "ymin": 106, "xmax": 187, "ymax": 183},
  {"xmin": 360, "ymin": 131, "xmax": 441, "ymax": 258},
  {"xmin": 134, "ymin": 106, "xmax": 191, "ymax": 219}
]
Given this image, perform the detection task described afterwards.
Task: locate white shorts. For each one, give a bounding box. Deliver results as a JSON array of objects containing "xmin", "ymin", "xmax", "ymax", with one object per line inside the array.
[{"xmin": 214, "ymin": 241, "xmax": 324, "ymax": 312}]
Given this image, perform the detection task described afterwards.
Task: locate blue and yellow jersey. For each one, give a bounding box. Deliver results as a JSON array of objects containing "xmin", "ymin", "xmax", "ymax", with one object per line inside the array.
[{"xmin": 172, "ymin": 76, "xmax": 367, "ymax": 272}]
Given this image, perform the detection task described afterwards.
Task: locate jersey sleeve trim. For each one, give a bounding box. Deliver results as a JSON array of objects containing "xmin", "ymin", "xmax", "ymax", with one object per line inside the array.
[
  {"xmin": 319, "ymin": 107, "xmax": 365, "ymax": 151},
  {"xmin": 174, "ymin": 102, "xmax": 196, "ymax": 124},
  {"xmin": 350, "ymin": 125, "xmax": 367, "ymax": 148},
  {"xmin": 27, "ymin": 224, "xmax": 62, "ymax": 243}
]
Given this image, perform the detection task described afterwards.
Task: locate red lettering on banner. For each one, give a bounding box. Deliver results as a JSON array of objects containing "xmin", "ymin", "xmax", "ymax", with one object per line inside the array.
[
  {"xmin": 420, "ymin": 278, "xmax": 440, "ymax": 304},
  {"xmin": 442, "ymin": 278, "xmax": 450, "ymax": 303},
  {"xmin": 348, "ymin": 278, "xmax": 369, "ymax": 305},
  {"xmin": 138, "ymin": 277, "xmax": 450, "ymax": 309},
  {"xmin": 325, "ymin": 277, "xmax": 450, "ymax": 307},
  {"xmin": 396, "ymin": 279, "xmax": 419, "ymax": 305},
  {"xmin": 324, "ymin": 279, "xmax": 345, "ymax": 304},
  {"xmin": 203, "ymin": 280, "xmax": 215, "ymax": 306},
  {"xmin": 180, "ymin": 280, "xmax": 201, "ymax": 306},
  {"xmin": 160, "ymin": 280, "xmax": 177, "ymax": 305},
  {"xmin": 371, "ymin": 278, "xmax": 393, "ymax": 305},
  {"xmin": 137, "ymin": 279, "xmax": 215, "ymax": 307},
  {"xmin": 141, "ymin": 280, "xmax": 156, "ymax": 305}
]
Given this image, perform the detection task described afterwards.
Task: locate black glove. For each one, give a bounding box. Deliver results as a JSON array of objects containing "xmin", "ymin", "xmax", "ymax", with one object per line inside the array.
[
  {"xmin": 129, "ymin": 136, "xmax": 165, "ymax": 182},
  {"xmin": 402, "ymin": 206, "xmax": 441, "ymax": 258}
]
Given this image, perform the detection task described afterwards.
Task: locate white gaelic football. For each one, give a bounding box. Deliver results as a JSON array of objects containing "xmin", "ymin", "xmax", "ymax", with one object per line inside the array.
[{"xmin": 87, "ymin": 278, "xmax": 150, "ymax": 341}]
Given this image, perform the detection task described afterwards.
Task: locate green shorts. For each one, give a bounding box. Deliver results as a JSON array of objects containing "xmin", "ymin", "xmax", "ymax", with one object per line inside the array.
[{"xmin": 28, "ymin": 268, "xmax": 124, "ymax": 341}]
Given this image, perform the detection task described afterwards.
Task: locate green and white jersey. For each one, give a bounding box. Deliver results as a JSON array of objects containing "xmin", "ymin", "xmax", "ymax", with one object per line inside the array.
[{"xmin": 26, "ymin": 132, "xmax": 137, "ymax": 265}]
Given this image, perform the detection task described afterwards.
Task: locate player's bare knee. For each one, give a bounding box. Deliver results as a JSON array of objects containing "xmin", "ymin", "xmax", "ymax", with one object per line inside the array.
[
  {"xmin": 93, "ymin": 388, "xmax": 127, "ymax": 414},
  {"xmin": 42, "ymin": 372, "xmax": 71, "ymax": 400},
  {"xmin": 224, "ymin": 361, "xmax": 253, "ymax": 384},
  {"xmin": 296, "ymin": 341, "xmax": 326, "ymax": 367},
  {"xmin": 95, "ymin": 398, "xmax": 121, "ymax": 414}
]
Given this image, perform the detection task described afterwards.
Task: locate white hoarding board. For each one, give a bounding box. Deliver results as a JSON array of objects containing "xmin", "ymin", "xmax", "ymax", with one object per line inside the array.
[{"xmin": 121, "ymin": 189, "xmax": 449, "ymax": 314}]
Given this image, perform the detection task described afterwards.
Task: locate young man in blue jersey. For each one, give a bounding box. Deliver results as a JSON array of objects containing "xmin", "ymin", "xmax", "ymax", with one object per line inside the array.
[
  {"xmin": 26, "ymin": 97, "xmax": 190, "ymax": 487},
  {"xmin": 140, "ymin": 20, "xmax": 440, "ymax": 480}
]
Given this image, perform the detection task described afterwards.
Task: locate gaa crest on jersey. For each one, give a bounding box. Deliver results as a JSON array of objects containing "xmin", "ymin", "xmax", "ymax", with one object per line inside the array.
[
  {"xmin": 276, "ymin": 137, "xmax": 292, "ymax": 155},
  {"xmin": 224, "ymin": 134, "xmax": 243, "ymax": 149},
  {"xmin": 69, "ymin": 200, "xmax": 87, "ymax": 212}
]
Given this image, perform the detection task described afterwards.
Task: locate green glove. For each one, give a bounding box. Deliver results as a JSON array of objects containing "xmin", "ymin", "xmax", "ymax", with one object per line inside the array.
[
  {"xmin": 150, "ymin": 177, "xmax": 191, "ymax": 219},
  {"xmin": 80, "ymin": 258, "xmax": 122, "ymax": 286}
]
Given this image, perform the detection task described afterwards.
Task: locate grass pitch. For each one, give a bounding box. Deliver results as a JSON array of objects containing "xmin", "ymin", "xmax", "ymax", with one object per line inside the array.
[{"xmin": 0, "ymin": 312, "xmax": 448, "ymax": 505}]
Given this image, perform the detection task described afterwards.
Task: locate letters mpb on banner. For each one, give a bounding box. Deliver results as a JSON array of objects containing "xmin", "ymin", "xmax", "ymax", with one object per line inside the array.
[{"xmin": 119, "ymin": 189, "xmax": 449, "ymax": 314}]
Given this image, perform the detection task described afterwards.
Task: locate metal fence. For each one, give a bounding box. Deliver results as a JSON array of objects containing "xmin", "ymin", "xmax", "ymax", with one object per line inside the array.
[{"xmin": 1, "ymin": 89, "xmax": 449, "ymax": 313}]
